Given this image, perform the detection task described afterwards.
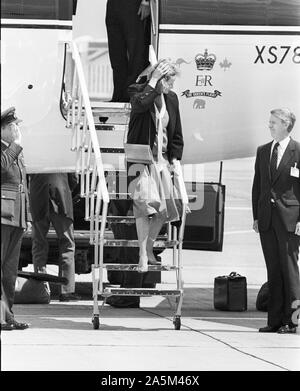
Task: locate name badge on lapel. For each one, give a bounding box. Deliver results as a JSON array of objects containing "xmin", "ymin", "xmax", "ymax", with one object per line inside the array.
[{"xmin": 290, "ymin": 163, "xmax": 299, "ymax": 178}]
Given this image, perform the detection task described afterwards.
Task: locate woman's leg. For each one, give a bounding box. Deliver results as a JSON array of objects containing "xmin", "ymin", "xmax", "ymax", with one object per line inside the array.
[
  {"xmin": 147, "ymin": 213, "xmax": 166, "ymax": 264},
  {"xmin": 135, "ymin": 216, "xmax": 150, "ymax": 272}
]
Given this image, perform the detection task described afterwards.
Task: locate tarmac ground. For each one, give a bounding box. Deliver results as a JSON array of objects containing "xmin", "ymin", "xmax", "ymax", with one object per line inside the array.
[
  {"xmin": 1, "ymin": 158, "xmax": 300, "ymax": 372},
  {"xmin": 1, "ymin": 282, "xmax": 300, "ymax": 372}
]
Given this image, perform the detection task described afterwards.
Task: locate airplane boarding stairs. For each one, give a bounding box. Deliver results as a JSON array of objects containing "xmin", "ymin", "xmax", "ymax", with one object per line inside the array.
[{"xmin": 68, "ymin": 41, "xmax": 188, "ymax": 330}]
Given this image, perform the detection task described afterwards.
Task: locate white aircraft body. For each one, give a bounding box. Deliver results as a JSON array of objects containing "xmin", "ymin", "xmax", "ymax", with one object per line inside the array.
[
  {"xmin": 160, "ymin": 24, "xmax": 300, "ymax": 163},
  {"xmin": 1, "ymin": 0, "xmax": 75, "ymax": 173},
  {"xmin": 1, "ymin": 0, "xmax": 300, "ymax": 173}
]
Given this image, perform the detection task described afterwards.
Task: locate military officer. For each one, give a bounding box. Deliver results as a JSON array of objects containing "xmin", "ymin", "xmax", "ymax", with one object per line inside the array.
[{"xmin": 1, "ymin": 107, "xmax": 31, "ymax": 331}]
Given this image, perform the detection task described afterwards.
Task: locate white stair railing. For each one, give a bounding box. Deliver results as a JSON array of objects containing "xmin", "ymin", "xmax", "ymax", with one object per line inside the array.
[
  {"xmin": 67, "ymin": 40, "xmax": 109, "ymax": 297},
  {"xmin": 66, "ymin": 37, "xmax": 188, "ymax": 327}
]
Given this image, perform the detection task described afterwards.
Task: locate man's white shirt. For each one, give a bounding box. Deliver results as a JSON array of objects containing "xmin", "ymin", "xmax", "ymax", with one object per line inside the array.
[
  {"xmin": 1, "ymin": 139, "xmax": 9, "ymax": 147},
  {"xmin": 270, "ymin": 136, "xmax": 291, "ymax": 168}
]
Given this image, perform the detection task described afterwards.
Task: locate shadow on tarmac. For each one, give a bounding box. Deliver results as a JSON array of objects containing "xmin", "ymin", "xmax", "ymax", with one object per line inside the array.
[{"xmin": 13, "ymin": 286, "xmax": 267, "ymax": 331}]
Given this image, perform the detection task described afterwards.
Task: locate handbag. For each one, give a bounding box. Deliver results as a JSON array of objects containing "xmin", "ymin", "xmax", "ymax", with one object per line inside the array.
[
  {"xmin": 129, "ymin": 165, "xmax": 161, "ymax": 216},
  {"xmin": 124, "ymin": 143, "xmax": 154, "ymax": 164},
  {"xmin": 124, "ymin": 111, "xmax": 154, "ymax": 164}
]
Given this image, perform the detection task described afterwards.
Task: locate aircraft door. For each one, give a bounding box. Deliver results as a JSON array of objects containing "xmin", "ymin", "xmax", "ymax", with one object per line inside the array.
[{"xmin": 184, "ymin": 182, "xmax": 225, "ymax": 251}]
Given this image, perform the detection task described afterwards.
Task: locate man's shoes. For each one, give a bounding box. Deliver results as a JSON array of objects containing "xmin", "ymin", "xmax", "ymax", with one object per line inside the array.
[
  {"xmin": 259, "ymin": 325, "xmax": 281, "ymax": 332},
  {"xmin": 8, "ymin": 320, "xmax": 29, "ymax": 330},
  {"xmin": 106, "ymin": 296, "xmax": 139, "ymax": 308},
  {"xmin": 277, "ymin": 325, "xmax": 297, "ymax": 334},
  {"xmin": 59, "ymin": 293, "xmax": 81, "ymax": 302},
  {"xmin": 1, "ymin": 323, "xmax": 14, "ymax": 331}
]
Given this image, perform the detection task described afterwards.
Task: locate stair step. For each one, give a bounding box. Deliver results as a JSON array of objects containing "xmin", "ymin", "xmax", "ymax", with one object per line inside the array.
[
  {"xmin": 103, "ymin": 288, "xmax": 183, "ymax": 297},
  {"xmin": 87, "ymin": 215, "xmax": 134, "ymax": 223},
  {"xmin": 106, "ymin": 216, "xmax": 135, "ymax": 224},
  {"xmin": 81, "ymin": 146, "xmax": 125, "ymax": 154},
  {"xmin": 103, "ymin": 264, "xmax": 178, "ymax": 271},
  {"xmin": 93, "ymin": 116, "xmax": 129, "ymax": 125},
  {"xmin": 103, "ymin": 239, "xmax": 178, "ymax": 248},
  {"xmin": 100, "ymin": 148, "xmax": 125, "ymax": 154},
  {"xmin": 94, "ymin": 124, "xmax": 128, "ymax": 131},
  {"xmin": 80, "ymin": 193, "xmax": 131, "ymax": 201},
  {"xmin": 90, "ymin": 101, "xmax": 131, "ymax": 110},
  {"xmin": 108, "ymin": 193, "xmax": 131, "ymax": 199}
]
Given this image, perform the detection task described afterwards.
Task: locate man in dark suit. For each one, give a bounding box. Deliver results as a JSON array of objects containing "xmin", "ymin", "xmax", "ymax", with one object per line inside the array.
[
  {"xmin": 1, "ymin": 107, "xmax": 31, "ymax": 331},
  {"xmin": 106, "ymin": 0, "xmax": 150, "ymax": 102},
  {"xmin": 105, "ymin": 0, "xmax": 153, "ymax": 307},
  {"xmin": 29, "ymin": 173, "xmax": 80, "ymax": 301},
  {"xmin": 252, "ymin": 108, "xmax": 300, "ymax": 334}
]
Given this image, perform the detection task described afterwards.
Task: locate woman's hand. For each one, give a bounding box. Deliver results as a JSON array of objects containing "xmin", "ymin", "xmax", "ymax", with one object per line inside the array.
[
  {"xmin": 24, "ymin": 222, "xmax": 32, "ymax": 233},
  {"xmin": 148, "ymin": 61, "xmax": 172, "ymax": 89},
  {"xmin": 168, "ymin": 158, "xmax": 178, "ymax": 172},
  {"xmin": 151, "ymin": 61, "xmax": 171, "ymax": 81},
  {"xmin": 138, "ymin": 1, "xmax": 150, "ymax": 20}
]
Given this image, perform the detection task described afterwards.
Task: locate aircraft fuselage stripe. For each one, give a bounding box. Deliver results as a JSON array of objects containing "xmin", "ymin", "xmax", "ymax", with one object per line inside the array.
[
  {"xmin": 159, "ymin": 28, "xmax": 300, "ymax": 35},
  {"xmin": 1, "ymin": 24, "xmax": 72, "ymax": 29}
]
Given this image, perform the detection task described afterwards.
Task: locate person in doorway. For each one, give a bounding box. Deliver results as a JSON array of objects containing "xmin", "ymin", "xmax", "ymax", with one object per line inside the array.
[
  {"xmin": 106, "ymin": 0, "xmax": 151, "ymax": 102},
  {"xmin": 252, "ymin": 108, "xmax": 300, "ymax": 334},
  {"xmin": 105, "ymin": 0, "xmax": 153, "ymax": 307}
]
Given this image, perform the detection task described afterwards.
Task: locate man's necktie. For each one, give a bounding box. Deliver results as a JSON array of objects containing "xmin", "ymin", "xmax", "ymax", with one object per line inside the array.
[{"xmin": 270, "ymin": 142, "xmax": 279, "ymax": 181}]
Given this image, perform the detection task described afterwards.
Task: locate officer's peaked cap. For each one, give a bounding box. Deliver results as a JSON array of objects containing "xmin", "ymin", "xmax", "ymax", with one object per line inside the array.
[{"xmin": 1, "ymin": 107, "xmax": 22, "ymax": 127}]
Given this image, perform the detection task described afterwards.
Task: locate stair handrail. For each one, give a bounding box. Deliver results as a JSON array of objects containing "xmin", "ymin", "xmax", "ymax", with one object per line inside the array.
[{"xmin": 70, "ymin": 39, "xmax": 109, "ymax": 204}]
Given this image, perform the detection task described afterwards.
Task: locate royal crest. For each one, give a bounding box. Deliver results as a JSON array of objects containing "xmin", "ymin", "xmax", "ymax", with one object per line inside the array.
[{"xmin": 195, "ymin": 49, "xmax": 216, "ymax": 71}]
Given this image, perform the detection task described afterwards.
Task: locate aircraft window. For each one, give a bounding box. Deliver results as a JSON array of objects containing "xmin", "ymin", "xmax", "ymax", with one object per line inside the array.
[
  {"xmin": 1, "ymin": 0, "xmax": 75, "ymax": 20},
  {"xmin": 159, "ymin": 0, "xmax": 300, "ymax": 26}
]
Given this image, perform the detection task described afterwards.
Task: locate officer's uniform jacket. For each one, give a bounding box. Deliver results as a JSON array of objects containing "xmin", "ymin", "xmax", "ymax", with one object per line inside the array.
[{"xmin": 1, "ymin": 141, "xmax": 31, "ymax": 228}]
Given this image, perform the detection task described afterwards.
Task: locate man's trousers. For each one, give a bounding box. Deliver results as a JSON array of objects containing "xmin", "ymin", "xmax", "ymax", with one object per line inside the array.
[
  {"xmin": 32, "ymin": 212, "xmax": 75, "ymax": 294},
  {"xmin": 106, "ymin": 0, "xmax": 150, "ymax": 102},
  {"xmin": 259, "ymin": 205, "xmax": 300, "ymax": 328},
  {"xmin": 1, "ymin": 225, "xmax": 24, "ymax": 323}
]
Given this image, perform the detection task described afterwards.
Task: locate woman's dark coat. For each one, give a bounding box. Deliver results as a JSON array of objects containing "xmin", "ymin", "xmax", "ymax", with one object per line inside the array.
[{"xmin": 126, "ymin": 82, "xmax": 184, "ymax": 163}]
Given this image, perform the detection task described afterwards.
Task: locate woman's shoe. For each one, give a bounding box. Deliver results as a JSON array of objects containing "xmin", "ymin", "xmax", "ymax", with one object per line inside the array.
[
  {"xmin": 137, "ymin": 264, "xmax": 148, "ymax": 273},
  {"xmin": 137, "ymin": 256, "xmax": 148, "ymax": 273},
  {"xmin": 146, "ymin": 241, "xmax": 161, "ymax": 265},
  {"xmin": 148, "ymin": 257, "xmax": 161, "ymax": 265},
  {"xmin": 137, "ymin": 265, "xmax": 148, "ymax": 273}
]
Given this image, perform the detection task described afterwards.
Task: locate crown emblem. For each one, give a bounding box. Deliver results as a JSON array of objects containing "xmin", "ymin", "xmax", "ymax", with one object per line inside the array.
[{"xmin": 195, "ymin": 49, "xmax": 216, "ymax": 71}]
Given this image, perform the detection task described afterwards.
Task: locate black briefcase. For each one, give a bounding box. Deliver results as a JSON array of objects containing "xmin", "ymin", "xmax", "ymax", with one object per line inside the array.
[{"xmin": 214, "ymin": 272, "xmax": 247, "ymax": 311}]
